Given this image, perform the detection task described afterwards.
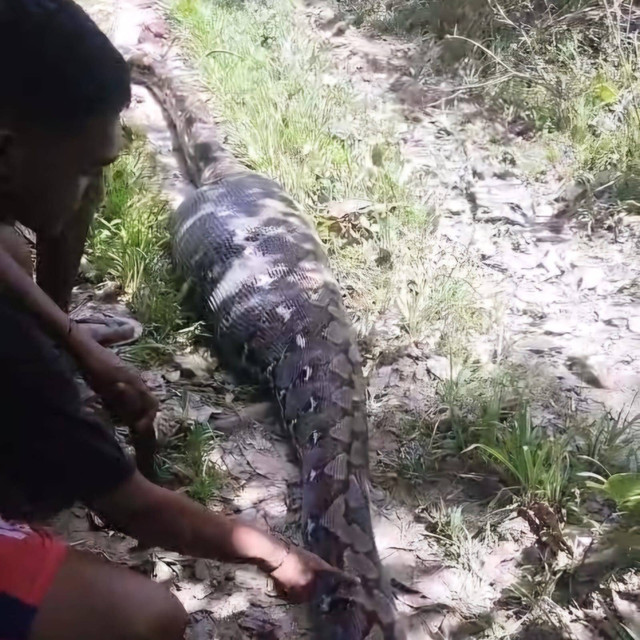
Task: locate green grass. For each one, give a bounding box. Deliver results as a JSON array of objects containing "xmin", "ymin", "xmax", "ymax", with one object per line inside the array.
[
  {"xmin": 575, "ymin": 406, "xmax": 640, "ymax": 475},
  {"xmin": 488, "ymin": 22, "xmax": 640, "ymax": 206},
  {"xmin": 158, "ymin": 421, "xmax": 226, "ymax": 504},
  {"xmin": 377, "ymin": 417, "xmax": 443, "ymax": 482},
  {"xmin": 394, "ymin": 256, "xmax": 487, "ymax": 346},
  {"xmin": 421, "ymin": 501, "xmax": 489, "ymax": 572},
  {"xmin": 466, "ymin": 406, "xmax": 574, "ymax": 507},
  {"xmin": 473, "ymin": 2, "xmax": 640, "ymax": 210},
  {"xmin": 180, "ymin": 422, "xmax": 226, "ymax": 504},
  {"xmin": 338, "ymin": 0, "xmax": 640, "ymax": 215},
  {"xmin": 385, "ymin": 360, "xmax": 640, "ymax": 512},
  {"xmin": 169, "ymin": 0, "xmax": 419, "ymax": 222},
  {"xmin": 86, "ymin": 131, "xmax": 189, "ymax": 363},
  {"xmin": 582, "ymin": 472, "xmax": 640, "ymax": 514}
]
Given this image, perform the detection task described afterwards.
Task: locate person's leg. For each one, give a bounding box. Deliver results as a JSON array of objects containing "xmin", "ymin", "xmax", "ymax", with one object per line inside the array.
[
  {"xmin": 35, "ymin": 171, "xmax": 135, "ymax": 347},
  {"xmin": 0, "ymin": 519, "xmax": 186, "ymax": 640},
  {"xmin": 30, "ymin": 548, "xmax": 187, "ymax": 640}
]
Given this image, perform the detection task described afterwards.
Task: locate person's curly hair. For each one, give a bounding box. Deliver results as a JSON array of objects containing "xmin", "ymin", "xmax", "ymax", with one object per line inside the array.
[{"xmin": 0, "ymin": 0, "xmax": 131, "ymax": 130}]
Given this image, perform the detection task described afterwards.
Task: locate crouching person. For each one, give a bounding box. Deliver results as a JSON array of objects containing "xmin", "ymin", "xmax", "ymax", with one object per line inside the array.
[{"xmin": 0, "ymin": 2, "xmax": 339, "ymax": 639}]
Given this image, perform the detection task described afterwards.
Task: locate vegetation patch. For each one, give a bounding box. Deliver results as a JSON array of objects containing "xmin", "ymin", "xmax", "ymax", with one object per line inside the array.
[{"xmin": 86, "ymin": 131, "xmax": 191, "ymax": 364}]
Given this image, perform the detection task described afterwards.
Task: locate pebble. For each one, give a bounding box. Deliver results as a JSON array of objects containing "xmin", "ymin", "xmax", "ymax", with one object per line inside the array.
[{"xmin": 163, "ymin": 369, "xmax": 181, "ymax": 383}]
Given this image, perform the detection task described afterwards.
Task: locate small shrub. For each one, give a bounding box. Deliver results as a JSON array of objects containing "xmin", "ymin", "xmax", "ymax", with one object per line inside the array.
[{"xmin": 581, "ymin": 472, "xmax": 640, "ymax": 513}]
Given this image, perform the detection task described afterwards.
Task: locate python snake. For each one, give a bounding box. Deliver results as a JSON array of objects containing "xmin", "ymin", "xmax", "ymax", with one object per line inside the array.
[{"xmin": 129, "ymin": 53, "xmax": 403, "ymax": 640}]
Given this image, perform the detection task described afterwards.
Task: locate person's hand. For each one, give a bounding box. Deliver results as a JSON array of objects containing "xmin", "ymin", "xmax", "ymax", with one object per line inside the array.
[
  {"xmin": 268, "ymin": 545, "xmax": 351, "ymax": 603},
  {"xmin": 69, "ymin": 322, "xmax": 158, "ymax": 476}
]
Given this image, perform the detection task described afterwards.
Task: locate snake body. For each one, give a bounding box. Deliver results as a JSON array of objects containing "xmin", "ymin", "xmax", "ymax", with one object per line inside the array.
[{"xmin": 130, "ymin": 55, "xmax": 402, "ymax": 640}]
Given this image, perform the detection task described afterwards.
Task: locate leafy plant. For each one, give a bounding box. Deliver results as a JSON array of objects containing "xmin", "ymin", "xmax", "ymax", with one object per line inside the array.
[
  {"xmin": 582, "ymin": 472, "xmax": 640, "ymax": 512},
  {"xmin": 576, "ymin": 405, "xmax": 640, "ymax": 474}
]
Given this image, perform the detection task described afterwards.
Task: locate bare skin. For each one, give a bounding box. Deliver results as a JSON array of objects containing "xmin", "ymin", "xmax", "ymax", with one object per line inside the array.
[
  {"xmin": 0, "ymin": 217, "xmax": 345, "ymax": 640},
  {"xmin": 0, "ymin": 223, "xmax": 332, "ymax": 595},
  {"xmin": 29, "ymin": 471, "xmax": 343, "ymax": 640},
  {"xmin": 30, "ymin": 549, "xmax": 188, "ymax": 640},
  {"xmin": 0, "ymin": 228, "xmax": 157, "ymax": 475},
  {"xmin": 93, "ymin": 471, "xmax": 338, "ymax": 599}
]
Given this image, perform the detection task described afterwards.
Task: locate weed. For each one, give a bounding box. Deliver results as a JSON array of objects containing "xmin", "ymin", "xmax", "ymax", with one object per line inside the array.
[
  {"xmin": 159, "ymin": 422, "xmax": 226, "ymax": 504},
  {"xmin": 436, "ymin": 363, "xmax": 518, "ymax": 453},
  {"xmin": 581, "ymin": 472, "xmax": 640, "ymax": 513},
  {"xmin": 504, "ymin": 563, "xmax": 568, "ymax": 628},
  {"xmin": 467, "ymin": 406, "xmax": 573, "ymax": 506},
  {"xmin": 182, "ymin": 423, "xmax": 225, "ymax": 504},
  {"xmin": 421, "ymin": 501, "xmax": 491, "ymax": 573},
  {"xmin": 396, "ymin": 263, "xmax": 484, "ymax": 343},
  {"xmin": 575, "ymin": 405, "xmax": 640, "ymax": 474},
  {"xmin": 86, "ymin": 132, "xmax": 186, "ymax": 351},
  {"xmin": 377, "ymin": 417, "xmax": 443, "ymax": 482},
  {"xmin": 381, "ymin": 366, "xmax": 521, "ymax": 484}
]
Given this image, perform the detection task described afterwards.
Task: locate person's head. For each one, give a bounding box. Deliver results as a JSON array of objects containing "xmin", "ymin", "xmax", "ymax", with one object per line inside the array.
[{"xmin": 0, "ymin": 0, "xmax": 131, "ymax": 234}]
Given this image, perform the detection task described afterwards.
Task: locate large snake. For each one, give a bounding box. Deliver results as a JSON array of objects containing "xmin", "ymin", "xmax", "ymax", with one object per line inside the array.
[{"xmin": 129, "ymin": 53, "xmax": 403, "ymax": 640}]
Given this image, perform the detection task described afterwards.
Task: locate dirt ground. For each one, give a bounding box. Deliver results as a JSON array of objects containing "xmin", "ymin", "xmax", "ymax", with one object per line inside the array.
[{"xmin": 57, "ymin": 0, "xmax": 640, "ymax": 637}]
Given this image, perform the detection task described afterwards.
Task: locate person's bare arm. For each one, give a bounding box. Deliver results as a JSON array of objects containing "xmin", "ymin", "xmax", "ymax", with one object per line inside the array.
[
  {"xmin": 0, "ymin": 244, "xmax": 88, "ymax": 349},
  {"xmin": 0, "ymin": 246, "xmax": 157, "ymax": 474},
  {"xmin": 94, "ymin": 471, "xmax": 342, "ymax": 601}
]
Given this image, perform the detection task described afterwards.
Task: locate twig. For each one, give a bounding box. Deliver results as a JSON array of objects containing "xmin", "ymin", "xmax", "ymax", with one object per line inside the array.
[{"xmin": 423, "ymin": 73, "xmax": 519, "ymax": 109}]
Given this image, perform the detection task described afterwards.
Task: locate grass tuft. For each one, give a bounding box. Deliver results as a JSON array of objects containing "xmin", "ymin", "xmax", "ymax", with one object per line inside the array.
[
  {"xmin": 170, "ymin": 0, "xmax": 419, "ymax": 224},
  {"xmin": 158, "ymin": 422, "xmax": 226, "ymax": 505},
  {"xmin": 86, "ymin": 131, "xmax": 189, "ymax": 363},
  {"xmin": 466, "ymin": 406, "xmax": 573, "ymax": 507}
]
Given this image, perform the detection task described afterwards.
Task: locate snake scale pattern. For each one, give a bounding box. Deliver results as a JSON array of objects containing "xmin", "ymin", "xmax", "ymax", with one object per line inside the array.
[{"xmin": 130, "ymin": 54, "xmax": 403, "ymax": 640}]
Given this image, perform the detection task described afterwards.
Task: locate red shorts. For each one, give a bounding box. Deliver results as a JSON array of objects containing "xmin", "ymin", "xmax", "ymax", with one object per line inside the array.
[{"xmin": 0, "ymin": 517, "xmax": 67, "ymax": 640}]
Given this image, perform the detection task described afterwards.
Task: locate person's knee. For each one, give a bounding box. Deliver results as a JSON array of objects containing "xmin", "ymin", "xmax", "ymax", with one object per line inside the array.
[{"xmin": 132, "ymin": 587, "xmax": 187, "ymax": 640}]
